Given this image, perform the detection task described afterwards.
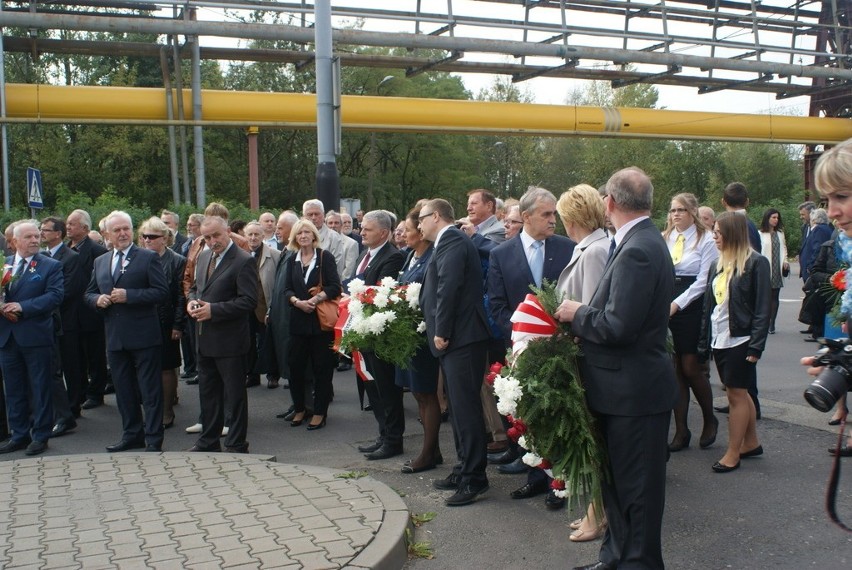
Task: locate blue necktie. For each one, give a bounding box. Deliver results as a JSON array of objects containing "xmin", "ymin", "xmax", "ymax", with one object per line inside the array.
[
  {"xmin": 605, "ymin": 239, "xmax": 616, "ymax": 268},
  {"xmin": 112, "ymin": 250, "xmax": 124, "ymax": 284},
  {"xmin": 530, "ymin": 240, "xmax": 544, "ymax": 288}
]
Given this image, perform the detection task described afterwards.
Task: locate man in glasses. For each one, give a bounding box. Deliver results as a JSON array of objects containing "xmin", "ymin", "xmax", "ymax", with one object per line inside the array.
[
  {"xmin": 40, "ymin": 217, "xmax": 86, "ymax": 437},
  {"xmin": 86, "ymin": 211, "xmax": 168, "ymax": 453}
]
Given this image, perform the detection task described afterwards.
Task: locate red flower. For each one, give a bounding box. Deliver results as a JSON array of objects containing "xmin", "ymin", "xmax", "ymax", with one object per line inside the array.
[
  {"xmin": 512, "ymin": 419, "xmax": 527, "ymax": 435},
  {"xmin": 539, "ymin": 458, "xmax": 552, "ymax": 469},
  {"xmin": 831, "ymin": 269, "xmax": 847, "ymax": 292},
  {"xmin": 489, "ymin": 362, "xmax": 503, "ymax": 374},
  {"xmin": 507, "ymin": 427, "xmax": 520, "ymax": 441},
  {"xmin": 506, "ymin": 414, "xmax": 515, "ymax": 424},
  {"xmin": 550, "ymin": 479, "xmax": 565, "ymax": 490},
  {"xmin": 0, "ymin": 266, "xmax": 12, "ymax": 287},
  {"xmin": 485, "ymin": 372, "xmax": 497, "ymax": 386}
]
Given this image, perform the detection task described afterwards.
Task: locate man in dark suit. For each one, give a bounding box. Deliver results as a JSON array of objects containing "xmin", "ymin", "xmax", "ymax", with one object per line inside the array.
[
  {"xmin": 40, "ymin": 216, "xmax": 85, "ymax": 437},
  {"xmin": 486, "ymin": 187, "xmax": 575, "ymax": 504},
  {"xmin": 557, "ymin": 168, "xmax": 677, "ymax": 570},
  {"xmin": 66, "ymin": 209, "xmax": 110, "ymax": 410},
  {"xmin": 187, "ymin": 215, "xmax": 258, "ymax": 453},
  {"xmin": 161, "ymin": 210, "xmax": 188, "ymax": 255},
  {"xmin": 419, "ymin": 199, "xmax": 492, "ymax": 507},
  {"xmin": 87, "ymin": 211, "xmax": 169, "ymax": 452},
  {"xmin": 350, "ymin": 210, "xmax": 406, "ymax": 460},
  {"xmin": 0, "ymin": 221, "xmax": 64, "ymax": 456}
]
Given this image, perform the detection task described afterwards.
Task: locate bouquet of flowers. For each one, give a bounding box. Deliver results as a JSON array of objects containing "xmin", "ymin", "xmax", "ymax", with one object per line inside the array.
[
  {"xmin": 490, "ymin": 282, "xmax": 607, "ymax": 509},
  {"xmin": 1, "ymin": 263, "xmax": 15, "ymax": 304},
  {"xmin": 338, "ymin": 277, "xmax": 426, "ymax": 369},
  {"xmin": 824, "ymin": 265, "xmax": 850, "ymax": 327}
]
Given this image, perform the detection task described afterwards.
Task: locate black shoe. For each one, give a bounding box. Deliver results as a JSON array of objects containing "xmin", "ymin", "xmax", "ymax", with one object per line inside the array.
[
  {"xmin": 668, "ymin": 430, "xmax": 691, "ymax": 452},
  {"xmin": 50, "ymin": 420, "xmax": 78, "ymax": 438},
  {"xmin": 365, "ymin": 443, "xmax": 403, "ymax": 460},
  {"xmin": 510, "ymin": 481, "xmax": 548, "ymax": 500},
  {"xmin": 712, "ymin": 460, "xmax": 741, "ymax": 473},
  {"xmin": 306, "ymin": 417, "xmax": 327, "ymax": 431},
  {"xmin": 106, "ymin": 439, "xmax": 145, "ymax": 452},
  {"xmin": 799, "ymin": 329, "xmax": 812, "ymax": 334},
  {"xmin": 180, "ymin": 370, "xmax": 196, "ymax": 379},
  {"xmin": 487, "ymin": 448, "xmax": 518, "ymax": 465},
  {"xmin": 185, "ymin": 376, "xmax": 199, "ymax": 385},
  {"xmin": 25, "ymin": 441, "xmax": 48, "ymax": 456},
  {"xmin": 828, "ymin": 444, "xmax": 852, "ymax": 457},
  {"xmin": 401, "ymin": 461, "xmax": 437, "ymax": 474},
  {"xmin": 163, "ymin": 419, "xmax": 175, "ymax": 430},
  {"xmin": 245, "ymin": 376, "xmax": 260, "ymax": 387},
  {"xmin": 357, "ymin": 439, "xmax": 383, "ymax": 453},
  {"xmin": 432, "ymin": 473, "xmax": 461, "ymax": 491},
  {"xmin": 440, "ymin": 410, "xmax": 449, "ymax": 423},
  {"xmin": 81, "ymin": 399, "xmax": 103, "ymax": 410},
  {"xmin": 363, "ymin": 404, "xmax": 373, "ymax": 412},
  {"xmin": 700, "ymin": 417, "xmax": 719, "ymax": 449},
  {"xmin": 0, "ymin": 439, "xmax": 30, "ymax": 454},
  {"xmin": 496, "ymin": 457, "xmax": 530, "ymax": 475},
  {"xmin": 804, "ymin": 337, "xmax": 819, "ymax": 343},
  {"xmin": 225, "ymin": 444, "xmax": 249, "ymax": 454},
  {"xmin": 544, "ymin": 490, "xmax": 566, "ymax": 510},
  {"xmin": 267, "ymin": 379, "xmax": 279, "ymax": 389},
  {"xmin": 187, "ymin": 443, "xmax": 222, "ymax": 452},
  {"xmin": 103, "ymin": 383, "xmax": 115, "ymax": 395},
  {"xmin": 336, "ymin": 361, "xmax": 352, "ymax": 372},
  {"xmin": 714, "ymin": 405, "xmax": 729, "ymax": 414},
  {"xmin": 277, "ymin": 405, "xmax": 297, "ymax": 420},
  {"xmin": 445, "ymin": 482, "xmax": 489, "ymax": 506},
  {"xmin": 145, "ymin": 444, "xmax": 162, "ymax": 452},
  {"xmin": 573, "ymin": 562, "xmax": 616, "ymax": 570},
  {"xmin": 741, "ymin": 445, "xmax": 764, "ymax": 458}
]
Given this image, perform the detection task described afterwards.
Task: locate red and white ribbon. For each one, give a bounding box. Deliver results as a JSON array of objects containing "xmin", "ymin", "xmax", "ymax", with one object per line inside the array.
[
  {"xmin": 352, "ymin": 351, "xmax": 374, "ymax": 382},
  {"xmin": 333, "ymin": 296, "xmax": 352, "ymax": 353},
  {"xmin": 510, "ymin": 294, "xmax": 558, "ymax": 358}
]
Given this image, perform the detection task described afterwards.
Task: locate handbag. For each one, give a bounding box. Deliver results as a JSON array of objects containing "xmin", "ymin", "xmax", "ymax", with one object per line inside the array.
[
  {"xmin": 782, "ymin": 263, "xmax": 790, "ymax": 278},
  {"xmin": 308, "ymin": 250, "xmax": 340, "ymax": 331}
]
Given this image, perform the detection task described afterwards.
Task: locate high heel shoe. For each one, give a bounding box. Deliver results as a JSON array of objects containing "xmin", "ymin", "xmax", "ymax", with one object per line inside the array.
[
  {"xmin": 829, "ymin": 407, "xmax": 848, "ymax": 426},
  {"xmin": 668, "ymin": 430, "xmax": 691, "ymax": 452},
  {"xmin": 700, "ymin": 417, "xmax": 719, "ymax": 449},
  {"xmin": 290, "ymin": 412, "xmax": 306, "ymax": 427},
  {"xmin": 306, "ymin": 416, "xmax": 326, "ymax": 431}
]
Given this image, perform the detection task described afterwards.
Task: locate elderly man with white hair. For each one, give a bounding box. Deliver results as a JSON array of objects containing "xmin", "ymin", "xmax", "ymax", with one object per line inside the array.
[{"xmin": 302, "ymin": 200, "xmax": 357, "ymax": 280}]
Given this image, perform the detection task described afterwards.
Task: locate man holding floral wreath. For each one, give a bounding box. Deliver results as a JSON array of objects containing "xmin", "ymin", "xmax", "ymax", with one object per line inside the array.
[{"xmin": 556, "ymin": 168, "xmax": 677, "ymax": 570}]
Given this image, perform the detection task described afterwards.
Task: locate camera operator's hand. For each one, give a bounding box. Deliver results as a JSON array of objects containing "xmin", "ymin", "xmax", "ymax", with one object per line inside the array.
[{"xmin": 800, "ymin": 356, "xmax": 824, "ymax": 377}]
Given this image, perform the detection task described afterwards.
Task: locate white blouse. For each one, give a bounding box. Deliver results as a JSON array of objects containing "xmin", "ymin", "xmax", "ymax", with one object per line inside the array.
[{"xmin": 665, "ymin": 224, "xmax": 719, "ymax": 311}]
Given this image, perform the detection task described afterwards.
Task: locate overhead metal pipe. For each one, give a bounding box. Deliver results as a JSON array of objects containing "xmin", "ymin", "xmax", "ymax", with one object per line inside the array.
[
  {"xmin": 3, "ymin": 84, "xmax": 851, "ymax": 145},
  {"xmin": 0, "ymin": 10, "xmax": 850, "ymax": 82}
]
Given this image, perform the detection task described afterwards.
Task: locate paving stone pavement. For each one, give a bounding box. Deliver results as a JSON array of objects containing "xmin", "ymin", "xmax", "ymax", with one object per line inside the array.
[{"xmin": 0, "ymin": 453, "xmax": 410, "ymax": 570}]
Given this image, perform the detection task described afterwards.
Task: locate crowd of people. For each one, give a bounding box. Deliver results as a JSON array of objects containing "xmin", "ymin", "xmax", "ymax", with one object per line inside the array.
[{"xmin": 3, "ymin": 138, "xmax": 852, "ymax": 568}]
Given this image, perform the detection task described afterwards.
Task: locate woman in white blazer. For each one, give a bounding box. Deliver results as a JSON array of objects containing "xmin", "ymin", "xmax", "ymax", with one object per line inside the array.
[
  {"xmin": 758, "ymin": 208, "xmax": 789, "ymax": 334},
  {"xmin": 554, "ymin": 183, "xmax": 610, "ymax": 543}
]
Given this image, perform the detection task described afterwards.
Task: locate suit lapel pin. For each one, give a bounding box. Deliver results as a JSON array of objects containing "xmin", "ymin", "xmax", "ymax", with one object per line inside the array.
[{"xmin": 28, "ymin": 260, "xmax": 37, "ymax": 273}]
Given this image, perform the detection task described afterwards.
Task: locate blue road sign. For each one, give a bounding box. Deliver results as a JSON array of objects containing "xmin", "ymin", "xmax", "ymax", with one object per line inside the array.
[{"xmin": 27, "ymin": 167, "xmax": 43, "ymax": 209}]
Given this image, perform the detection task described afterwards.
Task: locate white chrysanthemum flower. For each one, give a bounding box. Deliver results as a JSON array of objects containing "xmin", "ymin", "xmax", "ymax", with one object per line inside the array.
[
  {"xmin": 348, "ymin": 299, "xmax": 363, "ymax": 317},
  {"xmin": 389, "ymin": 293, "xmax": 401, "ymax": 304},
  {"xmin": 553, "ymin": 489, "xmax": 568, "ymax": 499},
  {"xmin": 495, "ymin": 397, "xmax": 517, "ymax": 417},
  {"xmin": 517, "ymin": 435, "xmax": 528, "ymax": 449},
  {"xmin": 373, "ymin": 292, "xmax": 389, "ymax": 309},
  {"xmin": 522, "ymin": 452, "xmax": 542, "ymax": 467},
  {"xmin": 380, "ymin": 276, "xmax": 397, "ymax": 289},
  {"xmin": 406, "ymin": 283, "xmax": 422, "ymax": 306},
  {"xmin": 348, "ymin": 278, "xmax": 366, "ymax": 296},
  {"xmin": 416, "ymin": 321, "xmax": 426, "ymax": 333}
]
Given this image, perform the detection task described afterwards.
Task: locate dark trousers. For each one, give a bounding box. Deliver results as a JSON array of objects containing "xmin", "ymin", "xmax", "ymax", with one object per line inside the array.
[
  {"xmin": 181, "ymin": 318, "xmax": 197, "ymax": 376},
  {"xmin": 108, "ymin": 346, "xmax": 164, "ymax": 446},
  {"xmin": 58, "ymin": 332, "xmax": 84, "ymax": 416},
  {"xmin": 362, "ymin": 351, "xmax": 404, "ymax": 446},
  {"xmin": 597, "ymin": 411, "xmax": 670, "ymax": 570},
  {"xmin": 440, "ymin": 340, "xmax": 488, "ymax": 486},
  {"xmin": 0, "ymin": 339, "xmax": 54, "ymax": 443},
  {"xmin": 81, "ymin": 328, "xmax": 109, "ymax": 402},
  {"xmin": 248, "ymin": 316, "xmax": 278, "ymax": 382},
  {"xmin": 50, "ymin": 342, "xmax": 73, "ymax": 424},
  {"xmin": 197, "ymin": 354, "xmax": 248, "ymax": 450},
  {"xmin": 288, "ymin": 333, "xmax": 335, "ymax": 417}
]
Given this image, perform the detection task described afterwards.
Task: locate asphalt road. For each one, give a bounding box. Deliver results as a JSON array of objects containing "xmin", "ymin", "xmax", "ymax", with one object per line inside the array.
[{"xmin": 3, "ymin": 277, "xmax": 852, "ymax": 568}]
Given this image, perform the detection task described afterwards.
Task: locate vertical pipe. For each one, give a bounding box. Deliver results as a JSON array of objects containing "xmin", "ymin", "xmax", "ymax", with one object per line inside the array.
[
  {"xmin": 190, "ymin": 31, "xmax": 206, "ymax": 208},
  {"xmin": 247, "ymin": 126, "xmax": 259, "ymax": 210},
  {"xmin": 160, "ymin": 46, "xmax": 180, "ymax": 206},
  {"xmin": 172, "ymin": 10, "xmax": 191, "ymax": 203},
  {"xmin": 0, "ymin": 3, "xmax": 11, "ymax": 212},
  {"xmin": 314, "ymin": 0, "xmax": 340, "ymax": 211}
]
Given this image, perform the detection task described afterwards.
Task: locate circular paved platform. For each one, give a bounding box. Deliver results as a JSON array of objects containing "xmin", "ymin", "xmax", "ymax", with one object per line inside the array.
[{"xmin": 0, "ymin": 453, "xmax": 409, "ymax": 569}]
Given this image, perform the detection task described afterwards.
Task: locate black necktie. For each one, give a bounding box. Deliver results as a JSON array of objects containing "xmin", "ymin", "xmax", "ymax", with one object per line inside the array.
[
  {"xmin": 112, "ymin": 250, "xmax": 124, "ymax": 283},
  {"xmin": 44, "ymin": 250, "xmax": 52, "ymax": 258},
  {"xmin": 605, "ymin": 239, "xmax": 616, "ymax": 268}
]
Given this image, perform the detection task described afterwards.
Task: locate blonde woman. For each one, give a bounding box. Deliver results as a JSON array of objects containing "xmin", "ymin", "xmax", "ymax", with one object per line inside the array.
[
  {"xmin": 555, "ymin": 184, "xmax": 609, "ymax": 542},
  {"xmin": 663, "ymin": 193, "xmax": 719, "ymax": 452},
  {"xmin": 698, "ymin": 212, "xmax": 770, "ymax": 473}
]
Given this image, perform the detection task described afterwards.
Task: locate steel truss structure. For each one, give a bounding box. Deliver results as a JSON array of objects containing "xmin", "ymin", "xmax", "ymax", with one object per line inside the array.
[{"xmin": 0, "ymin": 0, "xmax": 849, "ymax": 109}]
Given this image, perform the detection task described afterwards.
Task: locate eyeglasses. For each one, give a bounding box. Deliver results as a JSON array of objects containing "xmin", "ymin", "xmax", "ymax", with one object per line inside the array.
[
  {"xmin": 669, "ymin": 208, "xmax": 688, "ymax": 214},
  {"xmin": 418, "ymin": 211, "xmax": 435, "ymax": 221},
  {"xmin": 505, "ymin": 219, "xmax": 523, "ymax": 226},
  {"xmin": 712, "ymin": 230, "xmax": 721, "ymax": 237},
  {"xmin": 141, "ymin": 234, "xmax": 164, "ymax": 240}
]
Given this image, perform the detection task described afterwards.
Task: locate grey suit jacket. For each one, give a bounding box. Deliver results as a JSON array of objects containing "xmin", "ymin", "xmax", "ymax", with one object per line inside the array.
[
  {"xmin": 477, "ymin": 215, "xmax": 506, "ymax": 244},
  {"xmin": 188, "ymin": 243, "xmax": 258, "ymax": 358},
  {"xmin": 570, "ymin": 218, "xmax": 677, "ymax": 417}
]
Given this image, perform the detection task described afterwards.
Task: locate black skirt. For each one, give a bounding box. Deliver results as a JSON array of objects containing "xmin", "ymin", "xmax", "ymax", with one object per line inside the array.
[{"xmin": 669, "ymin": 275, "xmax": 703, "ymax": 355}]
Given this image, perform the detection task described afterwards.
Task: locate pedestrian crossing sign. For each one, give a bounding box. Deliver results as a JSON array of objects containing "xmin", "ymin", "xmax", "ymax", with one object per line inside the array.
[{"xmin": 27, "ymin": 167, "xmax": 43, "ymax": 209}]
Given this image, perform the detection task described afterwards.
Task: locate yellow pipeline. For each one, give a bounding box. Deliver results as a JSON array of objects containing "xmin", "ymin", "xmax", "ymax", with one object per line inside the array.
[{"xmin": 5, "ymin": 84, "xmax": 851, "ymax": 144}]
